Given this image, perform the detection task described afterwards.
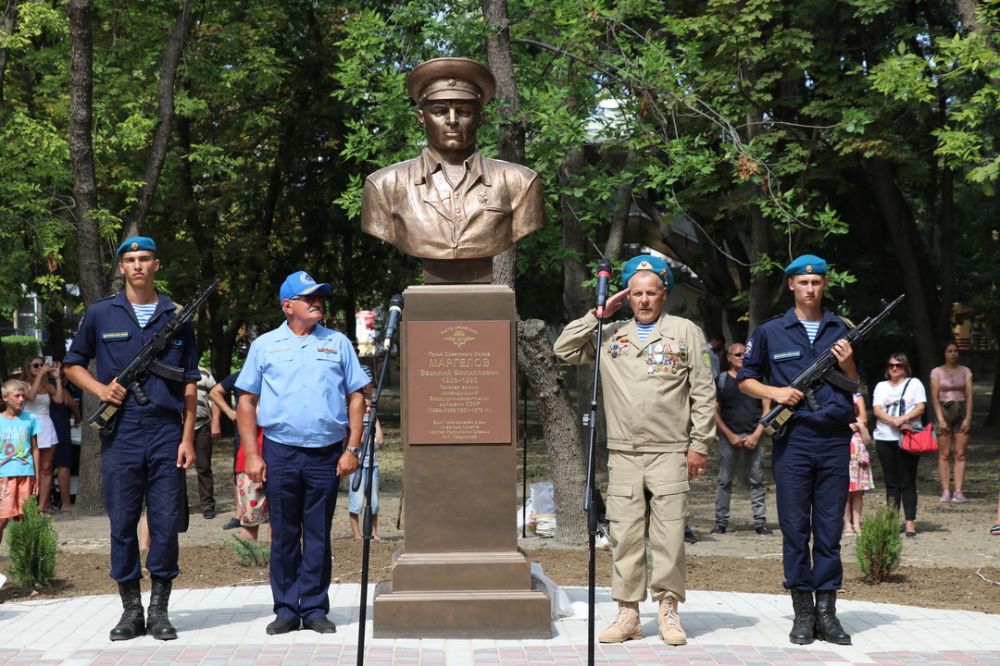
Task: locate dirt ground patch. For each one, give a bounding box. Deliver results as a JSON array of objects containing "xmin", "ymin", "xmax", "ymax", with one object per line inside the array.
[{"xmin": 2, "ymin": 388, "xmax": 999, "ymax": 614}]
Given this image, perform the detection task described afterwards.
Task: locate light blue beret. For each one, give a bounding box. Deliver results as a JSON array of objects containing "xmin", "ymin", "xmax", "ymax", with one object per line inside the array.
[
  {"xmin": 621, "ymin": 255, "xmax": 674, "ymax": 292},
  {"xmin": 116, "ymin": 236, "xmax": 157, "ymax": 256},
  {"xmin": 784, "ymin": 254, "xmax": 827, "ymax": 276}
]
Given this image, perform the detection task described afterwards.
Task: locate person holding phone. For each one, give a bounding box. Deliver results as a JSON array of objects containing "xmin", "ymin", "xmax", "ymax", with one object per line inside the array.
[{"xmin": 21, "ymin": 355, "xmax": 64, "ymax": 514}]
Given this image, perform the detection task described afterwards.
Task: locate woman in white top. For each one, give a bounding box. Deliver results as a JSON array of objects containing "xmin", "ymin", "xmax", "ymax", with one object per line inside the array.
[
  {"xmin": 22, "ymin": 356, "xmax": 64, "ymax": 514},
  {"xmin": 872, "ymin": 352, "xmax": 926, "ymax": 537}
]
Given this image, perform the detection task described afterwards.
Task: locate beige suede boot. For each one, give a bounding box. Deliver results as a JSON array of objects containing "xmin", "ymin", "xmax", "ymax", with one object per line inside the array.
[
  {"xmin": 658, "ymin": 595, "xmax": 687, "ymax": 645},
  {"xmin": 598, "ymin": 600, "xmax": 642, "ymax": 643}
]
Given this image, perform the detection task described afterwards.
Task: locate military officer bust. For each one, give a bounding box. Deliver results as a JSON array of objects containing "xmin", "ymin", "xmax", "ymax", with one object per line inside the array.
[{"xmin": 361, "ymin": 57, "xmax": 544, "ymax": 282}]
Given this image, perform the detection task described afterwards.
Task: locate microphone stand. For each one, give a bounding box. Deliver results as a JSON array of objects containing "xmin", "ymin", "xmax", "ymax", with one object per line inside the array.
[
  {"xmin": 355, "ymin": 320, "xmax": 397, "ymax": 665},
  {"xmin": 583, "ymin": 307, "xmax": 607, "ymax": 666}
]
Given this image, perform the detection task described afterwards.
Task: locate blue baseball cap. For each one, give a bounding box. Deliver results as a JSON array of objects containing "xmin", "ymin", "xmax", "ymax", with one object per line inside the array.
[
  {"xmin": 116, "ymin": 236, "xmax": 157, "ymax": 256},
  {"xmin": 621, "ymin": 255, "xmax": 674, "ymax": 292},
  {"xmin": 784, "ymin": 254, "xmax": 827, "ymax": 276},
  {"xmin": 279, "ymin": 270, "xmax": 331, "ymax": 303}
]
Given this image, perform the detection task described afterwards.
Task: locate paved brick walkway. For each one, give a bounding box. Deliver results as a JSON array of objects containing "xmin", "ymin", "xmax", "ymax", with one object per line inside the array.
[{"xmin": 0, "ymin": 585, "xmax": 997, "ymax": 664}]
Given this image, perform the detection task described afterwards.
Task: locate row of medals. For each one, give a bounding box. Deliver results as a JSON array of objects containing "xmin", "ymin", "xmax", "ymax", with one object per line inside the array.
[{"xmin": 609, "ymin": 337, "xmax": 689, "ymax": 374}]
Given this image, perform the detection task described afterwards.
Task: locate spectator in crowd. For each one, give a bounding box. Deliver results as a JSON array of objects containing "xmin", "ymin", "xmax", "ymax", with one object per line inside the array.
[
  {"xmin": 929, "ymin": 342, "xmax": 973, "ymax": 503},
  {"xmin": 192, "ymin": 367, "xmax": 222, "ymax": 519},
  {"xmin": 873, "ymin": 352, "xmax": 926, "ymax": 537},
  {"xmin": 21, "ymin": 356, "xmax": 63, "ymax": 514},
  {"xmin": 0, "ymin": 379, "xmax": 39, "ymax": 548},
  {"xmin": 554, "ymin": 255, "xmax": 715, "ymax": 646},
  {"xmin": 49, "ymin": 362, "xmax": 82, "ymax": 510},
  {"xmin": 235, "ymin": 270, "xmax": 367, "ymax": 635},
  {"xmin": 209, "ymin": 373, "xmax": 243, "ymax": 531},
  {"xmin": 843, "ymin": 393, "xmax": 874, "ymax": 535},
  {"xmin": 349, "ymin": 381, "xmax": 382, "ymax": 540},
  {"xmin": 712, "ymin": 342, "xmax": 771, "ymax": 536}
]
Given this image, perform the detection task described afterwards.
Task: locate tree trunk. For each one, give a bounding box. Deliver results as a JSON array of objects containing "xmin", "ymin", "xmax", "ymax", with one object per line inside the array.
[
  {"xmin": 68, "ymin": 0, "xmax": 104, "ymax": 516},
  {"xmin": 0, "ymin": 0, "xmax": 17, "ymax": 111},
  {"xmin": 485, "ymin": 0, "xmax": 588, "ymax": 542},
  {"xmin": 938, "ymin": 167, "xmax": 955, "ymax": 335},
  {"xmin": 119, "ymin": 0, "xmax": 192, "ymax": 240},
  {"xmin": 112, "ymin": 0, "xmax": 194, "ymax": 289},
  {"xmin": 484, "ymin": 0, "xmax": 522, "ymax": 291},
  {"xmin": 517, "ymin": 319, "xmax": 587, "ymax": 543},
  {"xmin": 863, "ymin": 158, "xmax": 942, "ymax": 374}
]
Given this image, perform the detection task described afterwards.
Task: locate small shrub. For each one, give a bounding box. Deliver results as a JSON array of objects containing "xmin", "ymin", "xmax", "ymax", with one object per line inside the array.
[
  {"xmin": 227, "ymin": 535, "xmax": 270, "ymax": 567},
  {"xmin": 6, "ymin": 496, "xmax": 57, "ymax": 588},
  {"xmin": 2, "ymin": 336, "xmax": 41, "ymax": 376},
  {"xmin": 856, "ymin": 505, "xmax": 902, "ymax": 584}
]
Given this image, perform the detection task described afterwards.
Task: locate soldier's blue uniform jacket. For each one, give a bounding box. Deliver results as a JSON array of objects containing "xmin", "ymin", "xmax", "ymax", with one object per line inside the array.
[
  {"xmin": 64, "ymin": 290, "xmax": 201, "ymax": 412},
  {"xmin": 64, "ymin": 289, "xmax": 199, "ymax": 584},
  {"xmin": 737, "ymin": 307, "xmax": 856, "ymax": 430},
  {"xmin": 736, "ymin": 306, "xmax": 855, "ymax": 592}
]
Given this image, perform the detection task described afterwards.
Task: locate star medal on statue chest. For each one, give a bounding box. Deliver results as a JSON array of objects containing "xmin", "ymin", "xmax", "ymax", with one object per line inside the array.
[{"xmin": 477, "ymin": 190, "xmax": 488, "ymax": 205}]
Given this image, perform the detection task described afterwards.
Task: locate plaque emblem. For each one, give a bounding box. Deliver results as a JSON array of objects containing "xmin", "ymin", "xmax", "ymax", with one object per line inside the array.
[{"xmin": 441, "ymin": 325, "xmax": 478, "ymax": 348}]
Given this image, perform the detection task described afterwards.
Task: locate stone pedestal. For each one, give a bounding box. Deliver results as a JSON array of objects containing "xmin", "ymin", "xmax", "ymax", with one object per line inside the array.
[{"xmin": 372, "ymin": 285, "xmax": 551, "ymax": 639}]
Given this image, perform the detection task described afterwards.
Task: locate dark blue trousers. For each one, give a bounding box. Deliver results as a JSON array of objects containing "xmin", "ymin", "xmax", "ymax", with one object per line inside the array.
[
  {"xmin": 101, "ymin": 407, "xmax": 185, "ymax": 582},
  {"xmin": 263, "ymin": 438, "xmax": 341, "ymax": 623},
  {"xmin": 772, "ymin": 421, "xmax": 851, "ymax": 592}
]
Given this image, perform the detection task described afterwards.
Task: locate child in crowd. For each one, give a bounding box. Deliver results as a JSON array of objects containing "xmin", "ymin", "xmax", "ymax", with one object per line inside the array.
[
  {"xmin": 0, "ymin": 379, "xmax": 40, "ymax": 547},
  {"xmin": 349, "ymin": 386, "xmax": 383, "ymax": 540},
  {"xmin": 844, "ymin": 392, "xmax": 874, "ymax": 535},
  {"xmin": 234, "ymin": 427, "xmax": 268, "ymax": 541}
]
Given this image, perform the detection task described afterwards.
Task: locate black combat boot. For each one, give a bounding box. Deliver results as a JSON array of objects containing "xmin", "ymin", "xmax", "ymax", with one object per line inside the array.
[
  {"xmin": 789, "ymin": 589, "xmax": 816, "ymax": 645},
  {"xmin": 147, "ymin": 576, "xmax": 178, "ymax": 640},
  {"xmin": 815, "ymin": 590, "xmax": 852, "ymax": 645},
  {"xmin": 109, "ymin": 579, "xmax": 145, "ymax": 641}
]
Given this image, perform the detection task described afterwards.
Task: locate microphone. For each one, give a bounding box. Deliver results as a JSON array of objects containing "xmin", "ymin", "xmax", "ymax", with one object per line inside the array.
[
  {"xmin": 382, "ymin": 294, "xmax": 404, "ymax": 351},
  {"xmin": 594, "ymin": 259, "xmax": 612, "ymax": 318}
]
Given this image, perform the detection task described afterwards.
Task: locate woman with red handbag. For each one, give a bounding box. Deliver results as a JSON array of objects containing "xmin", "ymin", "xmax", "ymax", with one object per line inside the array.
[{"xmin": 872, "ymin": 353, "xmax": 926, "ymax": 537}]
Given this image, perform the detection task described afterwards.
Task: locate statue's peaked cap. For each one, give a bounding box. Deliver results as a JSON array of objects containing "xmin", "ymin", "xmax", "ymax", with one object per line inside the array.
[{"xmin": 407, "ymin": 57, "xmax": 496, "ymax": 106}]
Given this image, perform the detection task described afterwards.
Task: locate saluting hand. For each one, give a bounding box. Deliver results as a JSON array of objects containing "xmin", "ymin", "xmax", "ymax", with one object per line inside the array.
[{"xmin": 598, "ymin": 288, "xmax": 630, "ymax": 319}]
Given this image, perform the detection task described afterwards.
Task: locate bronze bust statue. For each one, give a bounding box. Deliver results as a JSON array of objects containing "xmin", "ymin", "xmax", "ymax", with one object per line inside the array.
[{"xmin": 361, "ymin": 58, "xmax": 544, "ymax": 282}]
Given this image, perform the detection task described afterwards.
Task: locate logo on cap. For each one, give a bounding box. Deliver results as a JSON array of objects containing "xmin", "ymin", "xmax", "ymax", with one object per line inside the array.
[
  {"xmin": 130, "ymin": 242, "xmax": 139, "ymax": 251},
  {"xmin": 636, "ymin": 260, "xmax": 653, "ymax": 270},
  {"xmin": 805, "ymin": 264, "xmax": 813, "ymax": 273}
]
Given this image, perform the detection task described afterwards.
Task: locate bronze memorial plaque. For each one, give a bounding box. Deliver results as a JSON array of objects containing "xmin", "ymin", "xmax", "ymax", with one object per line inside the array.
[{"xmin": 407, "ymin": 320, "xmax": 511, "ymax": 444}]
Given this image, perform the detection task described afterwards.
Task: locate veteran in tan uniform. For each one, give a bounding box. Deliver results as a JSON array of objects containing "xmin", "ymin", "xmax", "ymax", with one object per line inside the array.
[
  {"xmin": 554, "ymin": 255, "xmax": 716, "ymax": 646},
  {"xmin": 361, "ymin": 57, "xmax": 543, "ymax": 268}
]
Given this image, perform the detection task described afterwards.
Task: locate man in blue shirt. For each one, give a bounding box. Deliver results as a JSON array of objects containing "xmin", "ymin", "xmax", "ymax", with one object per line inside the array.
[
  {"xmin": 236, "ymin": 270, "xmax": 368, "ymax": 635},
  {"xmin": 65, "ymin": 236, "xmax": 199, "ymax": 642},
  {"xmin": 737, "ymin": 254, "xmax": 857, "ymax": 646}
]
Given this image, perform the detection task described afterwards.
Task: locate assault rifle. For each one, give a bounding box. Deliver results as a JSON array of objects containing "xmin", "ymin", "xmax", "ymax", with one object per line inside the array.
[
  {"xmin": 760, "ymin": 293, "xmax": 905, "ymax": 437},
  {"xmin": 88, "ymin": 280, "xmax": 220, "ymax": 433}
]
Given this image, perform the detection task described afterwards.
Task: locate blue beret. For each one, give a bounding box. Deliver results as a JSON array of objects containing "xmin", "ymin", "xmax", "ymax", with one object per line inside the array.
[
  {"xmin": 279, "ymin": 270, "xmax": 332, "ymax": 303},
  {"xmin": 116, "ymin": 236, "xmax": 157, "ymax": 256},
  {"xmin": 784, "ymin": 254, "xmax": 827, "ymax": 276},
  {"xmin": 621, "ymin": 255, "xmax": 674, "ymax": 292}
]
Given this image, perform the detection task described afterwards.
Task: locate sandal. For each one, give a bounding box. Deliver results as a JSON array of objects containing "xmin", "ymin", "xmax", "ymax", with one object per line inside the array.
[{"xmin": 990, "ymin": 524, "xmax": 1000, "ymax": 536}]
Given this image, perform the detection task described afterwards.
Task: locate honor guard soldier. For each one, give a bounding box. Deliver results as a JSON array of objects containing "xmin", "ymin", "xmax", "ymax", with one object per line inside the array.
[
  {"xmin": 554, "ymin": 255, "xmax": 716, "ymax": 646},
  {"xmin": 737, "ymin": 254, "xmax": 857, "ymax": 646},
  {"xmin": 235, "ymin": 271, "xmax": 368, "ymax": 635},
  {"xmin": 64, "ymin": 236, "xmax": 199, "ymax": 641}
]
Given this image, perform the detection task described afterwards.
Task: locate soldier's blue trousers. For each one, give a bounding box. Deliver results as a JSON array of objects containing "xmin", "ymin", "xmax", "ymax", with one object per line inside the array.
[
  {"xmin": 101, "ymin": 407, "xmax": 185, "ymax": 583},
  {"xmin": 772, "ymin": 421, "xmax": 851, "ymax": 592}
]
